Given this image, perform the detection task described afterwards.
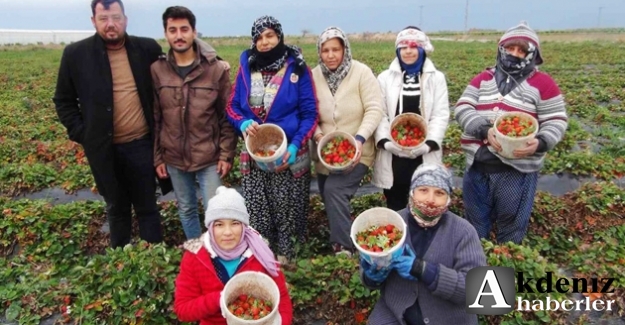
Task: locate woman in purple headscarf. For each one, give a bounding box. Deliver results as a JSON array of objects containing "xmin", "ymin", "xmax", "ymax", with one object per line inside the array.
[{"xmin": 173, "ymin": 186, "xmax": 293, "ymax": 325}]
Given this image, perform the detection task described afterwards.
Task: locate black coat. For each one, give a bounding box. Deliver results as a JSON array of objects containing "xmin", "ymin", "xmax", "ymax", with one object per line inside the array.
[{"xmin": 53, "ymin": 33, "xmax": 163, "ymax": 199}]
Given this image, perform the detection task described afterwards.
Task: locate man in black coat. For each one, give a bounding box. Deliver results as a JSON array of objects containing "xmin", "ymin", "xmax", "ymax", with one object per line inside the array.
[{"xmin": 53, "ymin": 0, "xmax": 164, "ymax": 248}]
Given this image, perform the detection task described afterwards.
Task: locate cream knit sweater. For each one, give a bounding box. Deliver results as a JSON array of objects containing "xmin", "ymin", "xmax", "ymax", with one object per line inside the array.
[{"xmin": 311, "ymin": 60, "xmax": 384, "ymax": 175}]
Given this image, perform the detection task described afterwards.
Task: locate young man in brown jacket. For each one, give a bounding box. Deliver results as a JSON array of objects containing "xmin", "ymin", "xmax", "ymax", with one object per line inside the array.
[{"xmin": 152, "ymin": 6, "xmax": 237, "ymax": 239}]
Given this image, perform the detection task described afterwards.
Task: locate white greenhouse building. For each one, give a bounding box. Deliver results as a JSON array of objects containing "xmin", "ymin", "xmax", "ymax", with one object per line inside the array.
[{"xmin": 0, "ymin": 29, "xmax": 94, "ymax": 45}]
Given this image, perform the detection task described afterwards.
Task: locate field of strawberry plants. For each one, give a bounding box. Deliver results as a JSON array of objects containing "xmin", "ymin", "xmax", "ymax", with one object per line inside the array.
[{"xmin": 1, "ymin": 35, "xmax": 625, "ymax": 324}]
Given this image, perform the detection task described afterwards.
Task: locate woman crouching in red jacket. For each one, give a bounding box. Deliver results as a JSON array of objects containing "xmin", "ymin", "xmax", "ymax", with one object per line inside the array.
[{"xmin": 173, "ymin": 186, "xmax": 293, "ymax": 324}]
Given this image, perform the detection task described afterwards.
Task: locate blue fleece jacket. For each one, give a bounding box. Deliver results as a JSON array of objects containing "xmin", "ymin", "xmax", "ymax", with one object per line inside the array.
[{"xmin": 225, "ymin": 50, "xmax": 318, "ymax": 150}]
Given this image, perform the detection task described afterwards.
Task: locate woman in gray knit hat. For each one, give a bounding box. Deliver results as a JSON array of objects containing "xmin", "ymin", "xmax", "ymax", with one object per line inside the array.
[{"xmin": 360, "ymin": 163, "xmax": 486, "ymax": 325}]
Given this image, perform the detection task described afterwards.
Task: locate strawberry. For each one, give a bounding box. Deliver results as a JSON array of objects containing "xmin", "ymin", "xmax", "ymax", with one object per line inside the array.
[
  {"xmin": 228, "ymin": 295, "xmax": 273, "ymax": 320},
  {"xmin": 356, "ymin": 224, "xmax": 403, "ymax": 253},
  {"xmin": 497, "ymin": 115, "xmax": 536, "ymax": 138},
  {"xmin": 253, "ymin": 148, "xmax": 276, "ymax": 157},
  {"xmin": 321, "ymin": 136, "xmax": 356, "ymax": 167},
  {"xmin": 391, "ymin": 121, "xmax": 425, "ymax": 147}
]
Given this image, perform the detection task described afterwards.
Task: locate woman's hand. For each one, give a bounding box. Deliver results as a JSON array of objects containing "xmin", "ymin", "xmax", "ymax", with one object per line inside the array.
[
  {"xmin": 384, "ymin": 141, "xmax": 416, "ymax": 158},
  {"xmin": 275, "ymin": 144, "xmax": 298, "ymax": 172},
  {"xmin": 240, "ymin": 120, "xmax": 260, "ymax": 137},
  {"xmin": 390, "ymin": 246, "xmax": 418, "ymax": 281},
  {"xmin": 314, "ymin": 133, "xmax": 324, "ymax": 144},
  {"xmin": 487, "ymin": 128, "xmax": 502, "ymax": 152},
  {"xmin": 360, "ymin": 259, "xmax": 391, "ymax": 283},
  {"xmin": 513, "ymin": 139, "xmax": 539, "ymax": 158},
  {"xmin": 352, "ymin": 139, "xmax": 363, "ymax": 165}
]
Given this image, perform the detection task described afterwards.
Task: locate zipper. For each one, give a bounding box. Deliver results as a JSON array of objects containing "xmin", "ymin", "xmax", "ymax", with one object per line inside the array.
[
  {"xmin": 180, "ymin": 66, "xmax": 205, "ymax": 171},
  {"xmin": 241, "ymin": 65, "xmax": 254, "ymax": 119},
  {"xmin": 262, "ymin": 63, "xmax": 289, "ymax": 122},
  {"xmin": 182, "ymin": 82, "xmax": 191, "ymax": 171}
]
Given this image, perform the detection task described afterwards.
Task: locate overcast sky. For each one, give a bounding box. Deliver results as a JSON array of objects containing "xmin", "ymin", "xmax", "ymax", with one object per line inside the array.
[{"xmin": 1, "ymin": 0, "xmax": 623, "ymax": 38}]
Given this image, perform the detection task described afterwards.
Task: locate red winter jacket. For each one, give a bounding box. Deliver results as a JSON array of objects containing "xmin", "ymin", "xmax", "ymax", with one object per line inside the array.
[{"xmin": 173, "ymin": 243, "xmax": 293, "ymax": 325}]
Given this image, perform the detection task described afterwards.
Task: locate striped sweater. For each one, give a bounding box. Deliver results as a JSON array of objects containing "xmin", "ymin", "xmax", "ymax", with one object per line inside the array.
[{"xmin": 454, "ymin": 68, "xmax": 568, "ymax": 173}]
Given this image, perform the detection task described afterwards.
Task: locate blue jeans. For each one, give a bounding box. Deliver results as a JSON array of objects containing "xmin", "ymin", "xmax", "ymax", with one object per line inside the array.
[{"xmin": 167, "ymin": 164, "xmax": 222, "ymax": 239}]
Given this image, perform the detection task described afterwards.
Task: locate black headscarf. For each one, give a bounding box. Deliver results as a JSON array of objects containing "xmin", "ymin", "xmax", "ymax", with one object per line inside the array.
[
  {"xmin": 247, "ymin": 15, "xmax": 306, "ymax": 74},
  {"xmin": 494, "ymin": 41, "xmax": 538, "ymax": 96}
]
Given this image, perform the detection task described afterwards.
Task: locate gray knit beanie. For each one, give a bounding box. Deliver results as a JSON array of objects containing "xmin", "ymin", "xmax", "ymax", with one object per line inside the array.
[
  {"xmin": 499, "ymin": 20, "xmax": 543, "ymax": 65},
  {"xmin": 204, "ymin": 186, "xmax": 250, "ymax": 227},
  {"xmin": 410, "ymin": 163, "xmax": 453, "ymax": 195}
]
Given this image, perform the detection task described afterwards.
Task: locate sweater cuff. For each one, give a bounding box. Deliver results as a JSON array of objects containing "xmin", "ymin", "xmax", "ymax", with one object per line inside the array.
[
  {"xmin": 535, "ymin": 136, "xmax": 548, "ymax": 153},
  {"xmin": 478, "ymin": 124, "xmax": 492, "ymax": 140},
  {"xmin": 377, "ymin": 138, "xmax": 390, "ymax": 149},
  {"xmin": 362, "ymin": 273, "xmax": 380, "ymax": 286},
  {"xmin": 421, "ymin": 262, "xmax": 439, "ymax": 290},
  {"xmin": 355, "ymin": 135, "xmax": 366, "ymax": 144},
  {"xmin": 410, "ymin": 258, "xmax": 425, "ymax": 279},
  {"xmin": 425, "ymin": 140, "xmax": 440, "ymax": 152},
  {"xmin": 410, "ymin": 259, "xmax": 439, "ymax": 286}
]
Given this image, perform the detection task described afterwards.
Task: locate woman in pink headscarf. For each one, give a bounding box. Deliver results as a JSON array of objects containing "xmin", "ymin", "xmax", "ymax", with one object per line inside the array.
[{"xmin": 173, "ymin": 186, "xmax": 293, "ymax": 325}]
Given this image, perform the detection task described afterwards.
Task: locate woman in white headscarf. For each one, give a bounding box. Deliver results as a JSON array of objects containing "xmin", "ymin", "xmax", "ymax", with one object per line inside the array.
[{"xmin": 372, "ymin": 26, "xmax": 450, "ymax": 211}]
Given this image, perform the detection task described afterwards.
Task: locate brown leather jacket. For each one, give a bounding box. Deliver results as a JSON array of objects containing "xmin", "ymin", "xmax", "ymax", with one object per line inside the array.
[{"xmin": 152, "ymin": 39, "xmax": 236, "ymax": 172}]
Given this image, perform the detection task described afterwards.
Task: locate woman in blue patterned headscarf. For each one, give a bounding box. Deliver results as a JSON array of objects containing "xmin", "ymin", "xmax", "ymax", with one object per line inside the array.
[{"xmin": 360, "ymin": 163, "xmax": 486, "ymax": 325}]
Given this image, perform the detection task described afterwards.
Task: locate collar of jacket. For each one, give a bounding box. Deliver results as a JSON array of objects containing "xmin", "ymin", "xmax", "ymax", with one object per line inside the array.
[
  {"xmin": 165, "ymin": 38, "xmax": 218, "ymax": 69},
  {"xmin": 389, "ymin": 57, "xmax": 437, "ymax": 75},
  {"xmin": 93, "ymin": 32, "xmax": 134, "ymax": 52},
  {"xmin": 238, "ymin": 48, "xmax": 295, "ymax": 73}
]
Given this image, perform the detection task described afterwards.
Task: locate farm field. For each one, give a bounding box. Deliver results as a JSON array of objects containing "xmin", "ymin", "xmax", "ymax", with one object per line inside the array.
[{"xmin": 1, "ymin": 35, "xmax": 625, "ymax": 324}]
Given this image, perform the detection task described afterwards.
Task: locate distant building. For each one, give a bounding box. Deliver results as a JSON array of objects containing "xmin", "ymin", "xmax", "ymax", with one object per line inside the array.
[{"xmin": 0, "ymin": 29, "xmax": 94, "ymax": 45}]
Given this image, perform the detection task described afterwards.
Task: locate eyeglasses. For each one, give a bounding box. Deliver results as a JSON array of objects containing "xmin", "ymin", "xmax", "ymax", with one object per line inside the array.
[{"xmin": 96, "ymin": 15, "xmax": 124, "ymax": 23}]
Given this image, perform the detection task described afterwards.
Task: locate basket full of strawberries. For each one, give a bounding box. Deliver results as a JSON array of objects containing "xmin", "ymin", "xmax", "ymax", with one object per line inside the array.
[
  {"xmin": 351, "ymin": 207, "xmax": 407, "ymax": 269},
  {"xmin": 493, "ymin": 111, "xmax": 539, "ymax": 159},
  {"xmin": 389, "ymin": 113, "xmax": 427, "ymax": 151},
  {"xmin": 317, "ymin": 131, "xmax": 358, "ymax": 174},
  {"xmin": 221, "ymin": 271, "xmax": 281, "ymax": 325}
]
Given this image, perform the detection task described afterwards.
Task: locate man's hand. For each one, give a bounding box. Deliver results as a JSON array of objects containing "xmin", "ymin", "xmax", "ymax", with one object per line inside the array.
[
  {"xmin": 216, "ymin": 160, "xmax": 232, "ymax": 178},
  {"xmin": 156, "ymin": 163, "xmax": 168, "ymax": 179},
  {"xmin": 513, "ymin": 139, "xmax": 539, "ymax": 158}
]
